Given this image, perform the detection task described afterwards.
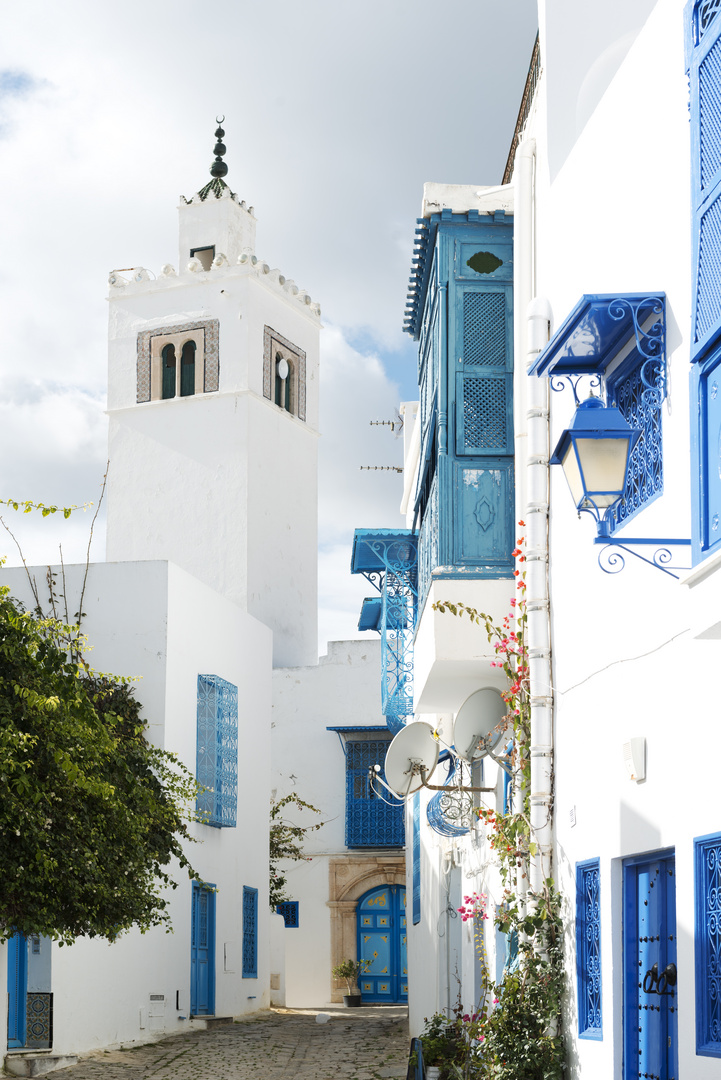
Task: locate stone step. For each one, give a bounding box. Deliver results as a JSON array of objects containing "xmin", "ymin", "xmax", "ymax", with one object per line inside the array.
[
  {"xmin": 203, "ymin": 1016, "xmax": 234, "ymax": 1029},
  {"xmin": 5, "ymin": 1053, "xmax": 79, "ymax": 1078}
]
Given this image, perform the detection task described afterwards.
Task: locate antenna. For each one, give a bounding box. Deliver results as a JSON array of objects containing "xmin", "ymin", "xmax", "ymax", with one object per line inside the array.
[
  {"xmin": 369, "ymin": 410, "xmax": 404, "ymax": 438},
  {"xmin": 452, "ymin": 688, "xmax": 507, "ymax": 761},
  {"xmin": 359, "ymin": 465, "xmax": 403, "ymax": 474},
  {"xmin": 383, "ymin": 722, "xmax": 440, "ymax": 797}
]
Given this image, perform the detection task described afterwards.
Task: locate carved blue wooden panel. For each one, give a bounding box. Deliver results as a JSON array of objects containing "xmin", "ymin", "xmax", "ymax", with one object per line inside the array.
[
  {"xmin": 276, "ymin": 901, "xmax": 299, "ymax": 928},
  {"xmin": 242, "ymin": 886, "xmax": 258, "ymax": 978},
  {"xmin": 576, "ymin": 859, "xmax": 602, "ymax": 1039},
  {"xmin": 197, "ymin": 674, "xmax": 238, "ymax": 828},
  {"xmin": 695, "ymin": 832, "xmax": 721, "ymax": 1055},
  {"xmin": 345, "ymin": 740, "xmax": 404, "ymax": 848},
  {"xmin": 455, "ymin": 462, "xmax": 514, "ymax": 570},
  {"xmin": 412, "ymin": 794, "xmax": 420, "ymax": 925}
]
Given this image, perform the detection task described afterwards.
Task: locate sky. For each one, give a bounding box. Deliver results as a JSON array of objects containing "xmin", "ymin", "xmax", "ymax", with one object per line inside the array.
[{"xmin": 0, "ymin": 0, "xmax": 538, "ymax": 655}]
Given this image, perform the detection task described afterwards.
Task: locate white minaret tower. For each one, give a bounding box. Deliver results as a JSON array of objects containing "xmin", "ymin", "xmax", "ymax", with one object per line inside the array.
[{"xmin": 105, "ymin": 121, "xmax": 320, "ymax": 667}]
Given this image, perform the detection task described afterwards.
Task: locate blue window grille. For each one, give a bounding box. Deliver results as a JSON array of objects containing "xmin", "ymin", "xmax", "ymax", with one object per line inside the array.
[
  {"xmin": 242, "ymin": 886, "xmax": 258, "ymax": 978},
  {"xmin": 576, "ymin": 858, "xmax": 602, "ymax": 1039},
  {"xmin": 606, "ymin": 354, "xmax": 663, "ymax": 531},
  {"xmin": 196, "ymin": 674, "xmax": 238, "ymax": 828},
  {"xmin": 412, "ymin": 793, "xmax": 420, "ymax": 925},
  {"xmin": 695, "ymin": 832, "xmax": 721, "ymax": 1055},
  {"xmin": 276, "ymin": 901, "xmax": 299, "ymax": 928},
  {"xmin": 345, "ymin": 738, "xmax": 405, "ymax": 848}
]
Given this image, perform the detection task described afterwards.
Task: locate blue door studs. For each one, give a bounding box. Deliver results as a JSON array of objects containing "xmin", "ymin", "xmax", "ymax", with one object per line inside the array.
[
  {"xmin": 623, "ymin": 851, "xmax": 678, "ymax": 1080},
  {"xmin": 190, "ymin": 882, "xmax": 216, "ymax": 1016},
  {"xmin": 357, "ymin": 885, "xmax": 407, "ymax": 1003}
]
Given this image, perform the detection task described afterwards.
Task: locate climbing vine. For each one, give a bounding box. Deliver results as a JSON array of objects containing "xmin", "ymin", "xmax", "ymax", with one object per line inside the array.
[
  {"xmin": 433, "ymin": 526, "xmax": 565, "ymax": 1079},
  {"xmin": 269, "ymin": 793, "xmax": 324, "ymax": 908}
]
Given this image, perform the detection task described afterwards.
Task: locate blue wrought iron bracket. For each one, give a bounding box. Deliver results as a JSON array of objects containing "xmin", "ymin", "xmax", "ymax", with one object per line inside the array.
[
  {"xmin": 550, "ymin": 373, "xmax": 601, "ymax": 406},
  {"xmin": 593, "ymin": 536, "xmax": 692, "ymax": 579}
]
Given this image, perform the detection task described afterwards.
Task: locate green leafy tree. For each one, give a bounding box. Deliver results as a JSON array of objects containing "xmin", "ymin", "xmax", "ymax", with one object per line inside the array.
[
  {"xmin": 269, "ymin": 793, "xmax": 323, "ymax": 908},
  {"xmin": 0, "ymin": 585, "xmax": 201, "ymax": 943}
]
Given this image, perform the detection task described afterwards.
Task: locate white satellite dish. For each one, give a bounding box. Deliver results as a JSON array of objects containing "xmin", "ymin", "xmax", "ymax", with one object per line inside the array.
[
  {"xmin": 452, "ymin": 688, "xmax": 507, "ymax": 761},
  {"xmin": 384, "ymin": 722, "xmax": 439, "ymax": 796}
]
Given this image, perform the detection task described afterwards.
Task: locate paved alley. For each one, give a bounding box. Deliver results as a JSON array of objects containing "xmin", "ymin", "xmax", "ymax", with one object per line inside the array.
[{"xmin": 51, "ymin": 1007, "xmax": 409, "ymax": 1080}]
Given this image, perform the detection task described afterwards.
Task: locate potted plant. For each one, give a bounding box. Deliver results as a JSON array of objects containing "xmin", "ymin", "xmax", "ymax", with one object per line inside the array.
[
  {"xmin": 332, "ymin": 958, "xmax": 366, "ymax": 1007},
  {"xmin": 417, "ymin": 1013, "xmax": 467, "ymax": 1079}
]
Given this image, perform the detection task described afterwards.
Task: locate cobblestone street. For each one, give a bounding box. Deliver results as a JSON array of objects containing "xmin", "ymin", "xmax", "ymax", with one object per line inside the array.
[{"xmin": 52, "ymin": 1007, "xmax": 409, "ymax": 1080}]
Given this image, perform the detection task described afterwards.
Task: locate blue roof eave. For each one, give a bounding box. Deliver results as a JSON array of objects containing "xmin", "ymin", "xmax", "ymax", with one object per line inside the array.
[{"xmin": 350, "ymin": 528, "xmax": 418, "ymax": 575}]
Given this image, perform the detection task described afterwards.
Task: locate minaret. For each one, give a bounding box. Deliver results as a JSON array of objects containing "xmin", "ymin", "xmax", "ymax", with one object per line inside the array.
[{"xmin": 105, "ymin": 120, "xmax": 321, "ymax": 667}]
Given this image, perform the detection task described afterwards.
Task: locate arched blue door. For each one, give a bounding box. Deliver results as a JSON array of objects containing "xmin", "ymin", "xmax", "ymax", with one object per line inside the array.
[{"xmin": 357, "ymin": 885, "xmax": 407, "ymax": 1003}]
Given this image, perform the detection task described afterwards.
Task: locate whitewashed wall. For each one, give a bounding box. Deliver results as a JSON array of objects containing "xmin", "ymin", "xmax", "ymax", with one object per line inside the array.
[
  {"xmin": 271, "ymin": 639, "xmax": 384, "ymax": 1007},
  {"xmin": 1, "ymin": 559, "xmax": 272, "ymax": 1055},
  {"xmin": 525, "ymin": 1, "xmax": 720, "ymax": 1076}
]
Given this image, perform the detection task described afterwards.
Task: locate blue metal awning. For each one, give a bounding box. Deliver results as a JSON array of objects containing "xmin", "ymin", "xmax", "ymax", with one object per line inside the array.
[
  {"xmin": 529, "ymin": 293, "xmax": 665, "ymax": 378},
  {"xmin": 350, "ymin": 529, "xmax": 417, "ymax": 574},
  {"xmin": 358, "ymin": 597, "xmax": 382, "ymax": 632}
]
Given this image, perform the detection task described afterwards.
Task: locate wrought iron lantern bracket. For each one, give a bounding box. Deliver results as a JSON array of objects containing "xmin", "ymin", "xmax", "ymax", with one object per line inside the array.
[{"xmin": 593, "ymin": 535, "xmax": 692, "ymax": 579}]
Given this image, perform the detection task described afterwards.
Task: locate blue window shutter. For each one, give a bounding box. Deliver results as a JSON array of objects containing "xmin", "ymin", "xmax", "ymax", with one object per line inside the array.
[
  {"xmin": 345, "ymin": 739, "xmax": 404, "ymax": 848},
  {"xmin": 694, "ymin": 832, "xmax": 721, "ymax": 1055},
  {"xmin": 690, "ymin": 3, "xmax": 721, "ymax": 358},
  {"xmin": 162, "ymin": 343, "xmax": 176, "ymax": 399},
  {"xmin": 276, "ymin": 901, "xmax": 299, "ymax": 928},
  {"xmin": 180, "ymin": 340, "xmax": 196, "ymax": 397},
  {"xmin": 242, "ymin": 886, "xmax": 258, "ymax": 978},
  {"xmin": 576, "ymin": 859, "xmax": 602, "ymax": 1039},
  {"xmin": 412, "ymin": 793, "xmax": 421, "ymax": 925},
  {"xmin": 197, "ymin": 675, "xmax": 238, "ymax": 828},
  {"xmin": 454, "ymin": 287, "xmax": 513, "ymax": 457}
]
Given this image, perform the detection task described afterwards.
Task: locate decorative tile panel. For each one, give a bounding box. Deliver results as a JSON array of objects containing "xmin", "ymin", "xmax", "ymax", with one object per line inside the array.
[
  {"xmin": 137, "ymin": 319, "xmax": 219, "ymax": 402},
  {"xmin": 196, "ymin": 674, "xmax": 238, "ymax": 828},
  {"xmin": 26, "ymin": 993, "xmax": 52, "ymax": 1049},
  {"xmin": 263, "ymin": 325, "xmax": 306, "ymax": 421}
]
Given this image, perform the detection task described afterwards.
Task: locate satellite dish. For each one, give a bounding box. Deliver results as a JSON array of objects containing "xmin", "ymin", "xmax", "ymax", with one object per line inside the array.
[
  {"xmin": 452, "ymin": 688, "xmax": 507, "ymax": 761},
  {"xmin": 384, "ymin": 722, "xmax": 439, "ymax": 796}
]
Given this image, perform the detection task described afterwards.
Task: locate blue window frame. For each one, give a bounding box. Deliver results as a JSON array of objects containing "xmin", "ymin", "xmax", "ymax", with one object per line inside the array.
[
  {"xmin": 196, "ymin": 674, "xmax": 238, "ymax": 828},
  {"xmin": 344, "ymin": 737, "xmax": 404, "ymax": 848},
  {"xmin": 412, "ymin": 793, "xmax": 420, "ymax": 925},
  {"xmin": 242, "ymin": 886, "xmax": 258, "ymax": 978},
  {"xmin": 576, "ymin": 858, "xmax": 602, "ymax": 1039},
  {"xmin": 694, "ymin": 831, "xmax": 721, "ymax": 1056},
  {"xmin": 276, "ymin": 901, "xmax": 299, "ymax": 928}
]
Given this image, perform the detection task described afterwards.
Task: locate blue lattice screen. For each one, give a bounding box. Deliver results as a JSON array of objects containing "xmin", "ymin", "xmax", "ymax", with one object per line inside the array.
[
  {"xmin": 276, "ymin": 901, "xmax": 299, "ymax": 928},
  {"xmin": 576, "ymin": 859, "xmax": 602, "ymax": 1039},
  {"xmin": 607, "ymin": 357, "xmax": 663, "ymax": 531},
  {"xmin": 345, "ymin": 740, "xmax": 404, "ymax": 848},
  {"xmin": 242, "ymin": 886, "xmax": 258, "ymax": 977},
  {"xmin": 695, "ymin": 833, "xmax": 721, "ymax": 1055},
  {"xmin": 463, "ymin": 292, "xmax": 506, "ymax": 366},
  {"xmin": 197, "ymin": 674, "xmax": 238, "ymax": 828}
]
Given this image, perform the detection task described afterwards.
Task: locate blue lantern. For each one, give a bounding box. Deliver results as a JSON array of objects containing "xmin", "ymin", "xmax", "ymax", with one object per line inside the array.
[{"xmin": 550, "ymin": 396, "xmax": 641, "ymax": 537}]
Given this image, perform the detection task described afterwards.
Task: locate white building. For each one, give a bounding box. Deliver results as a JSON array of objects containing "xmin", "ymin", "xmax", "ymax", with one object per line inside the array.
[
  {"xmin": 363, "ymin": 2, "xmax": 721, "ymax": 1078},
  {"xmin": 1, "ymin": 126, "xmax": 337, "ymax": 1067}
]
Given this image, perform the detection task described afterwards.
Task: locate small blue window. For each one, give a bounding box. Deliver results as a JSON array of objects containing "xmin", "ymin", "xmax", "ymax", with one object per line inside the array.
[
  {"xmin": 276, "ymin": 901, "xmax": 299, "ymax": 928},
  {"xmin": 196, "ymin": 674, "xmax": 238, "ymax": 828},
  {"xmin": 694, "ymin": 832, "xmax": 721, "ymax": 1056},
  {"xmin": 242, "ymin": 886, "xmax": 258, "ymax": 978},
  {"xmin": 412, "ymin": 793, "xmax": 420, "ymax": 925},
  {"xmin": 576, "ymin": 858, "xmax": 602, "ymax": 1039}
]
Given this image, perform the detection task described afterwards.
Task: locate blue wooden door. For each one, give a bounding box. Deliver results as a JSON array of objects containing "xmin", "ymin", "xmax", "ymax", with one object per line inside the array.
[
  {"xmin": 190, "ymin": 883, "xmax": 215, "ymax": 1016},
  {"xmin": 357, "ymin": 886, "xmax": 407, "ymax": 1003},
  {"xmin": 623, "ymin": 853, "xmax": 678, "ymax": 1080},
  {"xmin": 7, "ymin": 932, "xmax": 27, "ymax": 1047}
]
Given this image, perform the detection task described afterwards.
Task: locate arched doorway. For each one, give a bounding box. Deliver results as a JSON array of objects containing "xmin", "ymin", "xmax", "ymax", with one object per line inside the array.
[{"xmin": 357, "ymin": 884, "xmax": 407, "ymax": 1004}]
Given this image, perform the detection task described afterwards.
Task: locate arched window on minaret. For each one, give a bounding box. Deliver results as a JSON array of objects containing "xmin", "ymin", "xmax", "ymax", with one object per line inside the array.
[
  {"xmin": 181, "ymin": 340, "xmax": 196, "ymax": 397},
  {"xmin": 162, "ymin": 344, "xmax": 176, "ymax": 399},
  {"xmin": 274, "ymin": 353, "xmax": 292, "ymax": 413}
]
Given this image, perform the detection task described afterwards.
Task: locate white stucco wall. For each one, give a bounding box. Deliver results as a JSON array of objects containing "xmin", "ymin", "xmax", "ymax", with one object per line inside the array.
[
  {"xmin": 271, "ymin": 639, "xmax": 389, "ymax": 1007},
  {"xmin": 1, "ymin": 559, "xmax": 273, "ymax": 1055}
]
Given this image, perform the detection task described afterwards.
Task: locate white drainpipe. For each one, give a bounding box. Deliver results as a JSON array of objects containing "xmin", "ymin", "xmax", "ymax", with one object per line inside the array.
[{"xmin": 513, "ymin": 136, "xmax": 554, "ymax": 902}]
